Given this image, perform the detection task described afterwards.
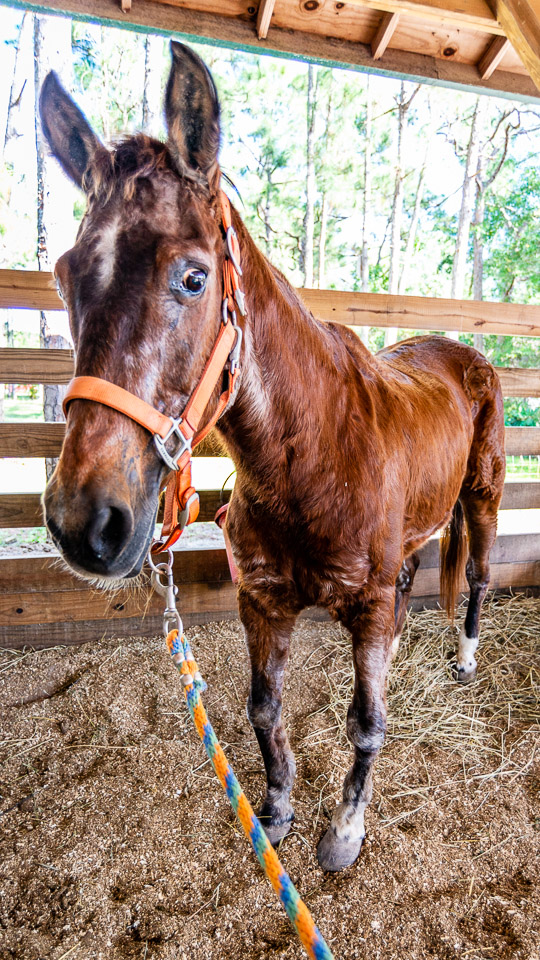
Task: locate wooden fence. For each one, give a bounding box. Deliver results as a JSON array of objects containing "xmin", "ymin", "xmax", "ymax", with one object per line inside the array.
[{"xmin": 1, "ymin": 269, "xmax": 539, "ymax": 648}]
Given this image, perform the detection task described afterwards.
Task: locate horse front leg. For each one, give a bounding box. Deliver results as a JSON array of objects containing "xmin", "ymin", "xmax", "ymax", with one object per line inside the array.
[
  {"xmin": 238, "ymin": 585, "xmax": 300, "ymax": 845},
  {"xmin": 318, "ymin": 587, "xmax": 395, "ymax": 872}
]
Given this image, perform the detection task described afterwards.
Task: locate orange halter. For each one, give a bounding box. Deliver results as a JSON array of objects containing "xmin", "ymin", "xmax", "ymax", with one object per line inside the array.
[{"xmin": 62, "ymin": 190, "xmax": 244, "ymax": 554}]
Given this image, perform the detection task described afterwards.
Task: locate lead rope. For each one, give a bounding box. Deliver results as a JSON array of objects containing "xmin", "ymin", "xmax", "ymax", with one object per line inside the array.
[{"xmin": 148, "ymin": 549, "xmax": 334, "ymax": 960}]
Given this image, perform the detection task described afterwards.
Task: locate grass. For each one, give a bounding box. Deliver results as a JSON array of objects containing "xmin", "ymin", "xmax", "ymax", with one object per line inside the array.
[{"xmin": 3, "ymin": 397, "xmax": 43, "ymax": 421}]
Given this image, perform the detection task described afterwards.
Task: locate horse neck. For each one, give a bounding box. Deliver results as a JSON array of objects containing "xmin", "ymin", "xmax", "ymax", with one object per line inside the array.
[{"xmin": 218, "ymin": 210, "xmax": 373, "ymax": 471}]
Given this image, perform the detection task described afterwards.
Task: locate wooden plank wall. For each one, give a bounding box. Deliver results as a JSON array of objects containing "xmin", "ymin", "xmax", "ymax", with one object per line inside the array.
[{"xmin": 1, "ymin": 269, "xmax": 539, "ymax": 647}]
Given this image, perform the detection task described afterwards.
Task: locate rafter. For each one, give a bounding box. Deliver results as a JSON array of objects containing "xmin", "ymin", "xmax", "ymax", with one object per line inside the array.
[
  {"xmin": 372, "ymin": 12, "xmax": 400, "ymax": 60},
  {"xmin": 256, "ymin": 0, "xmax": 275, "ymax": 41},
  {"xmin": 487, "ymin": 0, "xmax": 540, "ymax": 90},
  {"xmin": 478, "ymin": 35, "xmax": 511, "ymax": 78}
]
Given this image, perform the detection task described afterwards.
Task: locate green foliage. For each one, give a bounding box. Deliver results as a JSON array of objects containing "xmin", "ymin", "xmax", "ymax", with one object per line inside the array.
[{"xmin": 0, "ymin": 13, "xmax": 539, "ymax": 427}]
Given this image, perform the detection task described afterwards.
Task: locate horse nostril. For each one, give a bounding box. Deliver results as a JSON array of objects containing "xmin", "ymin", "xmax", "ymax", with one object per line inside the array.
[{"xmin": 88, "ymin": 503, "xmax": 134, "ymax": 562}]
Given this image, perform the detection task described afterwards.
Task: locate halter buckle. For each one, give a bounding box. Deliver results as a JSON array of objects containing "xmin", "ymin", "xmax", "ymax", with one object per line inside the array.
[
  {"xmin": 153, "ymin": 418, "xmax": 192, "ymax": 472},
  {"xmin": 228, "ymin": 324, "xmax": 243, "ymax": 375}
]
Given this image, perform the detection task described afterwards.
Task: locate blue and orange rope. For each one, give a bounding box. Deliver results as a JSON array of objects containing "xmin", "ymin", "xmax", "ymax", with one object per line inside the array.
[{"xmin": 166, "ymin": 628, "xmax": 334, "ymax": 960}]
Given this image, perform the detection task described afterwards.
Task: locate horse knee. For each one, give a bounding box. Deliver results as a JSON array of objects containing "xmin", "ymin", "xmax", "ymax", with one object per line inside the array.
[
  {"xmin": 247, "ymin": 693, "xmax": 282, "ymax": 730},
  {"xmin": 346, "ymin": 707, "xmax": 386, "ymax": 753}
]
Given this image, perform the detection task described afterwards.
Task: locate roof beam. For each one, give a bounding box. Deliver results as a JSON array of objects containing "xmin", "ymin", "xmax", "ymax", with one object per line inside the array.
[
  {"xmin": 478, "ymin": 35, "xmax": 511, "ymax": 78},
  {"xmin": 372, "ymin": 12, "xmax": 400, "ymax": 60},
  {"xmin": 256, "ymin": 0, "xmax": 275, "ymax": 41},
  {"xmin": 1, "ymin": 0, "xmax": 538, "ymax": 102},
  {"xmin": 487, "ymin": 0, "xmax": 540, "ymax": 90},
  {"xmin": 345, "ymin": 0, "xmax": 504, "ymax": 34}
]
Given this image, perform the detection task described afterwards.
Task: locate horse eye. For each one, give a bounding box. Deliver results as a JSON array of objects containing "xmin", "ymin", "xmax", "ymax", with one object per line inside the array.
[
  {"xmin": 169, "ymin": 264, "xmax": 208, "ymax": 297},
  {"xmin": 183, "ymin": 268, "xmax": 207, "ymax": 294}
]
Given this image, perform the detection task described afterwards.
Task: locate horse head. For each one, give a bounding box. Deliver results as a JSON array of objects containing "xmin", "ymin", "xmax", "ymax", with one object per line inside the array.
[{"xmin": 40, "ymin": 43, "xmax": 227, "ymax": 580}]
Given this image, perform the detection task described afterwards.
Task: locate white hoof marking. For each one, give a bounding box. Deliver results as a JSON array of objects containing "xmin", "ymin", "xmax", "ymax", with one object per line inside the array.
[
  {"xmin": 330, "ymin": 800, "xmax": 367, "ymax": 844},
  {"xmin": 457, "ymin": 626, "xmax": 478, "ymax": 673}
]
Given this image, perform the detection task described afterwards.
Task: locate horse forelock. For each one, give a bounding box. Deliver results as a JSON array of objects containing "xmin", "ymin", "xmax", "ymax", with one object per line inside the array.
[{"xmin": 82, "ymin": 134, "xmax": 200, "ymax": 206}]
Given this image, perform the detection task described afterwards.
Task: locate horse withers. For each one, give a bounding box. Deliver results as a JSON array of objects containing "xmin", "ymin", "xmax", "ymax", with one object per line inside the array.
[{"xmin": 39, "ymin": 43, "xmax": 505, "ymax": 872}]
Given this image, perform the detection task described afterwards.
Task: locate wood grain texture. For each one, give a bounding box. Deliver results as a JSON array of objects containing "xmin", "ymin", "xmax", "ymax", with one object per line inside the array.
[
  {"xmin": 0, "ymin": 559, "xmax": 536, "ymax": 633},
  {"xmin": 300, "ymin": 289, "xmax": 540, "ymax": 337},
  {"xmin": 505, "ymin": 426, "xmax": 540, "ymax": 456},
  {"xmin": 256, "ymin": 0, "xmax": 275, "ymax": 39},
  {"xmin": 478, "ymin": 35, "xmax": 511, "ymax": 78},
  {"xmin": 0, "ymin": 422, "xmax": 221, "ymax": 458},
  {"xmin": 488, "ymin": 0, "xmax": 540, "ymax": 90},
  {"xmin": 2, "ymin": 0, "xmax": 537, "ymax": 100},
  {"xmin": 1, "ymin": 482, "xmax": 538, "ymax": 529},
  {"xmin": 0, "ymin": 348, "xmax": 74, "ymax": 384},
  {"xmin": 1, "ymin": 422, "xmax": 538, "ymax": 460},
  {"xmin": 1, "ymin": 346, "xmax": 538, "ymax": 399},
  {"xmin": 2, "ymin": 270, "xmax": 539, "ymax": 337},
  {"xmin": 372, "ymin": 12, "xmax": 400, "ymax": 60}
]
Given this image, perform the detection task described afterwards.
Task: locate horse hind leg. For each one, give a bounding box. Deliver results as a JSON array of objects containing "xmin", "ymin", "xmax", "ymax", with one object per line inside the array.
[
  {"xmin": 457, "ymin": 493, "xmax": 499, "ymax": 682},
  {"xmin": 391, "ymin": 552, "xmax": 420, "ymax": 660}
]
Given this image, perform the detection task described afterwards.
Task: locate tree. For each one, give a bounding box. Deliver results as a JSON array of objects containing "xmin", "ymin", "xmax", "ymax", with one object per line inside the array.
[{"xmin": 33, "ymin": 13, "xmax": 73, "ymax": 479}]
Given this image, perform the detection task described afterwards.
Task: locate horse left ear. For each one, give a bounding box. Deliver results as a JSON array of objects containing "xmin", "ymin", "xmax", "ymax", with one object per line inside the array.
[{"xmin": 165, "ymin": 41, "xmax": 221, "ymax": 193}]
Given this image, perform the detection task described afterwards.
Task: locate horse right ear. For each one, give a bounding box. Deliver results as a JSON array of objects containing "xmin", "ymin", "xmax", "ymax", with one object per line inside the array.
[
  {"xmin": 39, "ymin": 72, "xmax": 102, "ymax": 189},
  {"xmin": 165, "ymin": 41, "xmax": 221, "ymax": 193}
]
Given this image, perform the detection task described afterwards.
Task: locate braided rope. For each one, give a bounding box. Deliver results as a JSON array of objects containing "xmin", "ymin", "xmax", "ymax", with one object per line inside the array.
[{"xmin": 166, "ymin": 629, "xmax": 334, "ymax": 960}]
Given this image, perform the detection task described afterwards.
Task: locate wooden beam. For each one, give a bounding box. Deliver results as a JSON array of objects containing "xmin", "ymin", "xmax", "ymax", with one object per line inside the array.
[
  {"xmin": 0, "ymin": 422, "xmax": 220, "ymax": 458},
  {"xmin": 345, "ymin": 0, "xmax": 504, "ymax": 34},
  {"xmin": 1, "ymin": 480, "xmax": 537, "ymax": 530},
  {"xmin": 301, "ymin": 289, "xmax": 540, "ymax": 338},
  {"xmin": 1, "ymin": 0, "xmax": 537, "ymax": 102},
  {"xmin": 505, "ymin": 426, "xmax": 540, "ymax": 455},
  {"xmin": 2, "ymin": 271, "xmax": 539, "ymax": 338},
  {"xmin": 488, "ymin": 0, "xmax": 540, "ymax": 90},
  {"xmin": 0, "ymin": 488, "xmax": 233, "ymax": 529},
  {"xmin": 0, "ymin": 348, "xmax": 74, "ymax": 384},
  {"xmin": 256, "ymin": 0, "xmax": 275, "ymax": 41},
  {"xmin": 372, "ymin": 12, "xmax": 400, "ymax": 60},
  {"xmin": 478, "ymin": 35, "xmax": 511, "ymax": 78}
]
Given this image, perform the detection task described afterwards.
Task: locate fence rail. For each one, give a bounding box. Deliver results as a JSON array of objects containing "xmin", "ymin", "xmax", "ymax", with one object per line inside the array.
[
  {"xmin": 0, "ymin": 268, "xmax": 538, "ymax": 647},
  {"xmin": 1, "ymin": 268, "xmax": 540, "ymax": 336}
]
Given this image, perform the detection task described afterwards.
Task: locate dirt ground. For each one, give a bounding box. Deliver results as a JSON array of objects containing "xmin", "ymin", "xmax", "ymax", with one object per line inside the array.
[{"xmin": 0, "ymin": 595, "xmax": 538, "ymax": 960}]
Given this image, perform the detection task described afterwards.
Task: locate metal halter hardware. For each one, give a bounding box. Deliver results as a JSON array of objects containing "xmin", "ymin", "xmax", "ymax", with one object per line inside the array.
[{"xmin": 153, "ymin": 418, "xmax": 192, "ymax": 472}]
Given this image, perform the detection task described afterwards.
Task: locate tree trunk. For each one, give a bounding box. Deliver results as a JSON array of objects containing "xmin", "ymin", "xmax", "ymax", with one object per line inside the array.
[
  {"xmin": 385, "ymin": 83, "xmax": 406, "ymax": 347},
  {"xmin": 360, "ymin": 77, "xmax": 372, "ymax": 295},
  {"xmin": 449, "ymin": 97, "xmax": 486, "ymax": 338},
  {"xmin": 302, "ymin": 64, "xmax": 317, "ymax": 288},
  {"xmin": 399, "ymin": 138, "xmax": 428, "ymax": 294},
  {"xmin": 318, "ymin": 192, "xmax": 328, "ymax": 289},
  {"xmin": 2, "ymin": 12, "xmax": 29, "ymax": 160},
  {"xmin": 34, "ymin": 14, "xmax": 73, "ymax": 481},
  {"xmin": 472, "ymin": 152, "xmax": 486, "ymax": 354},
  {"xmin": 142, "ymin": 34, "xmax": 163, "ymax": 137}
]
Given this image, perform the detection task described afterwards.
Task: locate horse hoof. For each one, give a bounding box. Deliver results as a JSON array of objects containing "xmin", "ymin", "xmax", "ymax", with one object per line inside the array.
[
  {"xmin": 317, "ymin": 826, "xmax": 364, "ymax": 872},
  {"xmin": 456, "ymin": 664, "xmax": 477, "ymax": 684}
]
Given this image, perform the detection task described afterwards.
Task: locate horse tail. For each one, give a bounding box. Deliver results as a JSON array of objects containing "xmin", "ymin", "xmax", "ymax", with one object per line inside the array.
[{"xmin": 439, "ymin": 499, "xmax": 468, "ymax": 621}]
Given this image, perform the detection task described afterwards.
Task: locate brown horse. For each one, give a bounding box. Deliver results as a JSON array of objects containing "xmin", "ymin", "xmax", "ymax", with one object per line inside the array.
[{"xmin": 40, "ymin": 43, "xmax": 505, "ymax": 872}]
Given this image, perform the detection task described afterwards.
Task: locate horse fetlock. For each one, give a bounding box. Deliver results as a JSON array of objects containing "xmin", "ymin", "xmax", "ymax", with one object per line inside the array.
[{"xmin": 259, "ymin": 789, "xmax": 295, "ymax": 846}]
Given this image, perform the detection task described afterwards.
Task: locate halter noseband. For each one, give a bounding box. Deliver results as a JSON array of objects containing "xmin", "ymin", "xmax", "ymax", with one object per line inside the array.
[{"xmin": 62, "ymin": 190, "xmax": 244, "ymax": 554}]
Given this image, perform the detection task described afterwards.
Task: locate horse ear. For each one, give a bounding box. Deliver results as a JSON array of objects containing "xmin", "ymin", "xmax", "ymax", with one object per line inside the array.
[
  {"xmin": 165, "ymin": 41, "xmax": 221, "ymax": 192},
  {"xmin": 39, "ymin": 72, "xmax": 102, "ymax": 189}
]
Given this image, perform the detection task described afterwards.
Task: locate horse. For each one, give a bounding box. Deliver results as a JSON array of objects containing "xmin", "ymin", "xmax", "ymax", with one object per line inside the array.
[{"xmin": 39, "ymin": 42, "xmax": 506, "ymax": 872}]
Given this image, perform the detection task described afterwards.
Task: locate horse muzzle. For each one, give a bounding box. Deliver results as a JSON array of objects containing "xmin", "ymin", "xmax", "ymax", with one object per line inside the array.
[{"xmin": 43, "ymin": 471, "xmax": 158, "ymax": 580}]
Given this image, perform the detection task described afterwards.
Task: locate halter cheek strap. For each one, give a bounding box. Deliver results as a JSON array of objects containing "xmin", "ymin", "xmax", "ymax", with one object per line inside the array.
[{"xmin": 62, "ymin": 189, "xmax": 244, "ymax": 554}]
